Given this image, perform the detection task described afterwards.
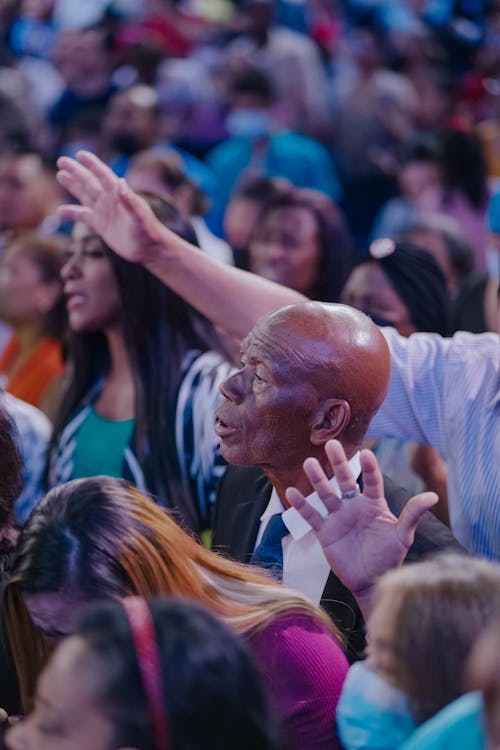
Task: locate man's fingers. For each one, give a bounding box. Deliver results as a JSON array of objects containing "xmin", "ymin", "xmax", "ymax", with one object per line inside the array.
[
  {"xmin": 57, "ymin": 204, "xmax": 93, "ymax": 225},
  {"xmin": 303, "ymin": 455, "xmax": 342, "ymax": 513},
  {"xmin": 118, "ymin": 179, "xmax": 155, "ymax": 221},
  {"xmin": 76, "ymin": 150, "xmax": 119, "ymax": 192},
  {"xmin": 397, "ymin": 491, "xmax": 439, "ymax": 546},
  {"xmin": 56, "ymin": 160, "xmax": 101, "ymax": 204},
  {"xmin": 285, "ymin": 487, "xmax": 326, "ymax": 533},
  {"xmin": 359, "ymin": 448, "xmax": 385, "ymax": 500},
  {"xmin": 325, "ymin": 439, "xmax": 359, "ymax": 497}
]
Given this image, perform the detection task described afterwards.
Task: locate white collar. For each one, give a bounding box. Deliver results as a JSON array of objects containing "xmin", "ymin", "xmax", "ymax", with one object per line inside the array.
[{"xmin": 260, "ymin": 451, "xmax": 361, "ymax": 541}]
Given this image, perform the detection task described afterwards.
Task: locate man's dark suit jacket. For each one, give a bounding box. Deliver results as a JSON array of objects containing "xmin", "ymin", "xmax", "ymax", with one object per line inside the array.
[{"xmin": 212, "ymin": 465, "xmax": 464, "ymax": 661}]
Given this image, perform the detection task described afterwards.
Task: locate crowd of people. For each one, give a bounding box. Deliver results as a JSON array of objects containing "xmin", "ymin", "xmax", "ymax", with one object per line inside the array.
[{"xmin": 0, "ymin": 0, "xmax": 498, "ymax": 748}]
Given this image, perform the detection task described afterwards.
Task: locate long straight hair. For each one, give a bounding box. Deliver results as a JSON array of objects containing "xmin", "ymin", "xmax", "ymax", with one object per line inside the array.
[
  {"xmin": 4, "ymin": 477, "xmax": 339, "ymax": 710},
  {"xmin": 47, "ymin": 195, "xmax": 230, "ymax": 532}
]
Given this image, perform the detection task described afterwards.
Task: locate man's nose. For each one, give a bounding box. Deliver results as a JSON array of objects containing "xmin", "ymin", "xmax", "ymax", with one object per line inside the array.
[{"xmin": 220, "ymin": 370, "xmax": 244, "ymax": 403}]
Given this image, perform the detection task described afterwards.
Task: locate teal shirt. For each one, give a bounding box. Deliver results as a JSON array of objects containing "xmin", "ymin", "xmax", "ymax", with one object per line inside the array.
[
  {"xmin": 71, "ymin": 407, "xmax": 135, "ymax": 479},
  {"xmin": 207, "ymin": 131, "xmax": 342, "ymax": 224}
]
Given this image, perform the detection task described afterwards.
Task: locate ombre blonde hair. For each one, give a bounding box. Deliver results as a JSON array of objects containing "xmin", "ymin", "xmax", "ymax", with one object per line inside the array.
[{"xmin": 4, "ymin": 476, "xmax": 339, "ymax": 710}]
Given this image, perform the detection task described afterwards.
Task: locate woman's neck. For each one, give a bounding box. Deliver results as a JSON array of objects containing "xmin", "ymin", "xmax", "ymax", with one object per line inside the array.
[{"xmin": 95, "ymin": 327, "xmax": 135, "ymax": 420}]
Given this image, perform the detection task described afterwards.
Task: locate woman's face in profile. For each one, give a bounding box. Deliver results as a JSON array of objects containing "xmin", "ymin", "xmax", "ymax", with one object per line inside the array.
[
  {"xmin": 6, "ymin": 636, "xmax": 115, "ymax": 750},
  {"xmin": 61, "ymin": 223, "xmax": 122, "ymax": 334},
  {"xmin": 248, "ymin": 206, "xmax": 321, "ymax": 296},
  {"xmin": 341, "ymin": 262, "xmax": 416, "ymax": 337},
  {"xmin": 0, "ymin": 247, "xmax": 58, "ymax": 327}
]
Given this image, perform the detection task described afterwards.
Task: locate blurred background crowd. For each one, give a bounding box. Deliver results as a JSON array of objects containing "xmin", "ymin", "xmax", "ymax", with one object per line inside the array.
[
  {"xmin": 0, "ymin": 0, "xmax": 499, "ymax": 364},
  {"xmin": 0, "ymin": 3, "xmax": 496, "ymax": 748}
]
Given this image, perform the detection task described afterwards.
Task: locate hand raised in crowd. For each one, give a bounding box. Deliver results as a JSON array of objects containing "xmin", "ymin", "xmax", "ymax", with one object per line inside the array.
[
  {"xmin": 56, "ymin": 151, "xmax": 171, "ymax": 265},
  {"xmin": 285, "ymin": 439, "xmax": 438, "ymax": 618}
]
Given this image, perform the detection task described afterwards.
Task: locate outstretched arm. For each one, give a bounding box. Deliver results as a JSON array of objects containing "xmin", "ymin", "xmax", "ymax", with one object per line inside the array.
[
  {"xmin": 56, "ymin": 151, "xmax": 305, "ymax": 340},
  {"xmin": 285, "ymin": 440, "xmax": 437, "ymax": 620}
]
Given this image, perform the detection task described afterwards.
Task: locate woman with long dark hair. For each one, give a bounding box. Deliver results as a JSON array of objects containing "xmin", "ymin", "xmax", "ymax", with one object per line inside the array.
[
  {"xmin": 247, "ymin": 187, "xmax": 354, "ymax": 302},
  {"xmin": 47, "ymin": 195, "xmax": 233, "ymax": 533}
]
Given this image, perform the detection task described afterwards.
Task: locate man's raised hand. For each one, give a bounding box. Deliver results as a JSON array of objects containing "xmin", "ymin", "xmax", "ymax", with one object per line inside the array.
[
  {"xmin": 56, "ymin": 151, "xmax": 168, "ymax": 265},
  {"xmin": 285, "ymin": 439, "xmax": 437, "ymax": 616}
]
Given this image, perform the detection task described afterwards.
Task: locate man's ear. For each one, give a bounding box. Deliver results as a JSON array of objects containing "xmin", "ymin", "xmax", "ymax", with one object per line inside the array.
[{"xmin": 309, "ymin": 398, "xmax": 351, "ymax": 446}]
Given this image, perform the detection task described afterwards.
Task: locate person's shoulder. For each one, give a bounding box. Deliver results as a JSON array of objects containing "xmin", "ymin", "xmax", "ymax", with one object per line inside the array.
[
  {"xmin": 381, "ymin": 327, "xmax": 498, "ymax": 361},
  {"xmin": 255, "ymin": 610, "xmax": 345, "ymax": 660},
  {"xmin": 206, "ymin": 136, "xmax": 250, "ymax": 167},
  {"xmin": 1, "ymin": 392, "xmax": 51, "ymax": 440},
  {"xmin": 401, "ymin": 692, "xmax": 484, "ymax": 750},
  {"xmin": 271, "ymin": 131, "xmax": 329, "ymax": 156},
  {"xmin": 251, "ymin": 610, "xmax": 348, "ymax": 690}
]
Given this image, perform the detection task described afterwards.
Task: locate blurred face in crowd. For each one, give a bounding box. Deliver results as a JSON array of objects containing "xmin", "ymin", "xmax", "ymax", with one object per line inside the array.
[
  {"xmin": 224, "ymin": 196, "xmax": 263, "ymax": 251},
  {"xmin": 6, "ymin": 637, "xmax": 114, "ymax": 750},
  {"xmin": 127, "ymin": 163, "xmax": 193, "ymax": 216},
  {"xmin": 0, "ymin": 244, "xmax": 59, "ymax": 327},
  {"xmin": 103, "ymin": 87, "xmax": 159, "ymax": 157},
  {"xmin": 399, "ymin": 160, "xmax": 441, "ymax": 204},
  {"xmin": 0, "ymin": 156, "xmax": 58, "ymax": 231},
  {"xmin": 341, "ymin": 262, "xmax": 415, "ymax": 336},
  {"xmin": 53, "ymin": 29, "xmax": 112, "ymax": 94},
  {"xmin": 61, "ymin": 223, "xmax": 121, "ymax": 334},
  {"xmin": 248, "ymin": 206, "xmax": 321, "ymax": 295}
]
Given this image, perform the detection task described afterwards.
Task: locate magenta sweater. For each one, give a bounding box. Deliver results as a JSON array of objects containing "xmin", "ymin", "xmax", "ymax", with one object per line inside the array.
[{"xmin": 248, "ymin": 611, "xmax": 349, "ymax": 750}]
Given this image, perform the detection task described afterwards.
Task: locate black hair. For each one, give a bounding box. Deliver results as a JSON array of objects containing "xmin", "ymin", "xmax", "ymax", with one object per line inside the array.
[
  {"xmin": 232, "ymin": 175, "xmax": 290, "ymax": 204},
  {"xmin": 398, "ymin": 132, "xmax": 441, "ymax": 166},
  {"xmin": 439, "ymin": 128, "xmax": 488, "ymax": 210},
  {"xmin": 357, "ymin": 240, "xmax": 450, "ymax": 334},
  {"xmin": 252, "ymin": 188, "xmax": 355, "ymax": 301},
  {"xmin": 0, "ymin": 405, "xmax": 22, "ymax": 529},
  {"xmin": 47, "ymin": 196, "xmax": 229, "ymax": 533},
  {"xmin": 228, "ymin": 68, "xmax": 275, "ymax": 104},
  {"xmin": 0, "ymin": 404, "xmax": 23, "ymax": 582},
  {"xmin": 12, "ymin": 477, "xmax": 139, "ymax": 601},
  {"xmin": 403, "ymin": 214, "xmax": 474, "ymax": 286},
  {"xmin": 74, "ymin": 598, "xmax": 280, "ymax": 750}
]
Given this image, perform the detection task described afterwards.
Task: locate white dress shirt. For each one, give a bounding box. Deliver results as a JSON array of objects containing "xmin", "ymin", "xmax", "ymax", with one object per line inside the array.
[
  {"xmin": 255, "ymin": 452, "xmax": 361, "ymax": 604},
  {"xmin": 369, "ymin": 328, "xmax": 500, "ymax": 558}
]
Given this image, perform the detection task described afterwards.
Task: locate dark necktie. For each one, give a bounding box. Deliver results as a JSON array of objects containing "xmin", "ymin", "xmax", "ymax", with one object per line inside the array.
[{"xmin": 251, "ymin": 513, "xmax": 288, "ymax": 579}]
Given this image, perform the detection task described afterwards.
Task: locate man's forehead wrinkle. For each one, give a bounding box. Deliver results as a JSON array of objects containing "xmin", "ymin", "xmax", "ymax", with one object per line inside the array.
[{"xmin": 251, "ymin": 324, "xmax": 334, "ymax": 372}]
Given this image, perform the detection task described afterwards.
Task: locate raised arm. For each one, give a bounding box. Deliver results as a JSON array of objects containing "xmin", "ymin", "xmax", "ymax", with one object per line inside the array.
[
  {"xmin": 56, "ymin": 151, "xmax": 305, "ymax": 340},
  {"xmin": 285, "ymin": 439, "xmax": 437, "ymax": 620}
]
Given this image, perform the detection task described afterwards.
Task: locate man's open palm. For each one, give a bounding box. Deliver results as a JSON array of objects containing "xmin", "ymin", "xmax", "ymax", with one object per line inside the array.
[{"xmin": 285, "ymin": 440, "xmax": 438, "ymax": 600}]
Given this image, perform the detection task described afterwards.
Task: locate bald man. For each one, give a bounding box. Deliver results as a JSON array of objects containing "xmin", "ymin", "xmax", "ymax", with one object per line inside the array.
[
  {"xmin": 212, "ymin": 302, "xmax": 461, "ymax": 658},
  {"xmin": 56, "ymin": 153, "xmax": 462, "ymax": 655}
]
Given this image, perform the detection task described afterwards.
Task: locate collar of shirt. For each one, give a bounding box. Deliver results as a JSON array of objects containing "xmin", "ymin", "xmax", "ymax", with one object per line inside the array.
[{"xmin": 259, "ymin": 451, "xmax": 361, "ymax": 540}]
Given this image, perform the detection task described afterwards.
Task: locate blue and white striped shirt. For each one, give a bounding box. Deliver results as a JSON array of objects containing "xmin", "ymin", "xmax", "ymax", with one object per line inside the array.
[{"xmin": 368, "ymin": 329, "xmax": 500, "ymax": 559}]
